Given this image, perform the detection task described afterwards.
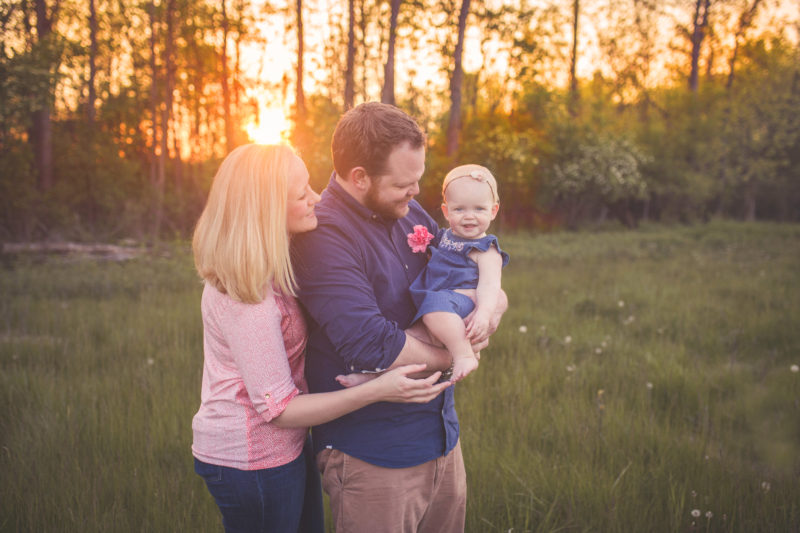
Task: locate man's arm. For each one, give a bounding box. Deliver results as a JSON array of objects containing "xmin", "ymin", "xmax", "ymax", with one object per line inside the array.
[{"xmin": 293, "ymin": 224, "xmax": 452, "ymax": 374}]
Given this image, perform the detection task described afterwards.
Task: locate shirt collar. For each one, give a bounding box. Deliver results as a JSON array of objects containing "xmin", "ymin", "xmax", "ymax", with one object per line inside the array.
[{"xmin": 326, "ymin": 172, "xmax": 397, "ymax": 225}]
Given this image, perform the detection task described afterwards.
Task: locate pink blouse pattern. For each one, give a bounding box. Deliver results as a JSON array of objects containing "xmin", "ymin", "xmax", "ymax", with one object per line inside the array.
[{"xmin": 191, "ymin": 283, "xmax": 309, "ymax": 470}]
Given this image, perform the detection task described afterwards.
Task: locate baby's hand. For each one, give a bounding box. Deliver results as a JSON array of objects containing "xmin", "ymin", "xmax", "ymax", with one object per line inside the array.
[{"xmin": 465, "ymin": 310, "xmax": 491, "ymax": 343}]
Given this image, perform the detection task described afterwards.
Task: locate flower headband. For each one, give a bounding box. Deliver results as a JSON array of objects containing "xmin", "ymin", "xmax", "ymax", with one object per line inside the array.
[{"xmin": 442, "ymin": 164, "xmax": 499, "ymax": 203}]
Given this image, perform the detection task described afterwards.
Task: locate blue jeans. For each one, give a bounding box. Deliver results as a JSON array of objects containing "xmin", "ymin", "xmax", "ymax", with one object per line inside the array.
[{"xmin": 194, "ymin": 438, "xmax": 324, "ymax": 533}]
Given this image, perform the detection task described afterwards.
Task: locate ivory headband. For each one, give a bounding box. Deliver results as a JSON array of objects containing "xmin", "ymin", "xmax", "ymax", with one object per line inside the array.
[{"xmin": 442, "ymin": 164, "xmax": 499, "ymax": 203}]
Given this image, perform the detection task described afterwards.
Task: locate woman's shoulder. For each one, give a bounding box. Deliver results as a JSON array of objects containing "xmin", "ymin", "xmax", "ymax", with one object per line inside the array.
[{"xmin": 202, "ymin": 282, "xmax": 281, "ymax": 321}]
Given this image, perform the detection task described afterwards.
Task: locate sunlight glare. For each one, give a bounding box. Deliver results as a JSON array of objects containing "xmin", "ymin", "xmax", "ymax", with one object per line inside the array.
[{"xmin": 245, "ymin": 107, "xmax": 291, "ymax": 145}]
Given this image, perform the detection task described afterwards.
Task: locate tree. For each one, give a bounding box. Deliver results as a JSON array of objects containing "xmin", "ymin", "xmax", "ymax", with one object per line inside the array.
[
  {"xmin": 221, "ymin": 0, "xmax": 234, "ymax": 153},
  {"xmin": 726, "ymin": 0, "xmax": 762, "ymax": 89},
  {"xmin": 31, "ymin": 0, "xmax": 60, "ymax": 192},
  {"xmin": 381, "ymin": 0, "xmax": 401, "ymax": 105},
  {"xmin": 688, "ymin": 0, "xmax": 711, "ymax": 92},
  {"xmin": 345, "ymin": 0, "xmax": 356, "ymax": 109},
  {"xmin": 568, "ymin": 0, "xmax": 579, "ymax": 115},
  {"xmin": 446, "ymin": 0, "xmax": 470, "ymax": 156},
  {"xmin": 295, "ymin": 0, "xmax": 306, "ymax": 119}
]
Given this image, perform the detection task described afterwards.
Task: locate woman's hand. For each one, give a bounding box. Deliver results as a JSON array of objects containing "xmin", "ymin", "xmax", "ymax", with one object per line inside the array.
[{"xmin": 371, "ymin": 364, "xmax": 452, "ymax": 403}]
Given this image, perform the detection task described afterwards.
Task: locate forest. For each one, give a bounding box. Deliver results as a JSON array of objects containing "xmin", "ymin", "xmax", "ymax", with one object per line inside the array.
[{"xmin": 1, "ymin": 0, "xmax": 799, "ymax": 241}]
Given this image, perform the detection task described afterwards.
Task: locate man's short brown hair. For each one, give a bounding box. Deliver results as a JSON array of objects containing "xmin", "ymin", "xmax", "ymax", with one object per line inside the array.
[{"xmin": 331, "ymin": 102, "xmax": 426, "ymax": 180}]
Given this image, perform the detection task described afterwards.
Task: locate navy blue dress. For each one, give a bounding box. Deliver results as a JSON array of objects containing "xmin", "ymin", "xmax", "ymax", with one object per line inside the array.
[{"xmin": 409, "ymin": 228, "xmax": 509, "ymax": 322}]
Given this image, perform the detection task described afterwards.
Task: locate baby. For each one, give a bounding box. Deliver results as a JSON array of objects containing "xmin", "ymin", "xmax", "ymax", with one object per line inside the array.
[
  {"xmin": 335, "ymin": 164, "xmax": 508, "ymax": 388},
  {"xmin": 408, "ymin": 164, "xmax": 509, "ymax": 382}
]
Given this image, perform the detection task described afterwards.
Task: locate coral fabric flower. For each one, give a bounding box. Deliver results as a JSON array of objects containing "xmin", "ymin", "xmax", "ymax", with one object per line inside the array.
[{"xmin": 407, "ymin": 225, "xmax": 434, "ymax": 253}]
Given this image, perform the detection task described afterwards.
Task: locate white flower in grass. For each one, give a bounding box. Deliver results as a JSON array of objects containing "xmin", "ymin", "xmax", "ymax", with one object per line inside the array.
[
  {"xmin": 791, "ymin": 364, "xmax": 799, "ymax": 373},
  {"xmin": 519, "ymin": 325, "xmax": 528, "ymax": 333},
  {"xmin": 646, "ymin": 382, "xmax": 653, "ymax": 390},
  {"xmin": 564, "ymin": 335, "xmax": 572, "ymax": 344},
  {"xmin": 147, "ymin": 357, "xmax": 155, "ymax": 366},
  {"xmin": 705, "ymin": 511, "xmax": 713, "ymax": 519},
  {"xmin": 618, "ymin": 300, "xmax": 625, "ymax": 308},
  {"xmin": 691, "ymin": 509, "xmax": 701, "ymax": 518}
]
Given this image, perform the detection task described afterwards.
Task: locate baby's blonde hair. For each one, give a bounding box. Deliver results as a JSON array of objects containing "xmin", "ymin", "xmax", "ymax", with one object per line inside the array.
[
  {"xmin": 442, "ymin": 164, "xmax": 499, "ymax": 204},
  {"xmin": 193, "ymin": 144, "xmax": 297, "ymax": 303}
]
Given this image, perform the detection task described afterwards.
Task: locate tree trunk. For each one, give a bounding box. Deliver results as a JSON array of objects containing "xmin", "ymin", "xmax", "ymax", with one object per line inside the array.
[
  {"xmin": 87, "ymin": 0, "xmax": 97, "ymax": 125},
  {"xmin": 689, "ymin": 0, "xmax": 710, "ymax": 93},
  {"xmin": 221, "ymin": 0, "xmax": 233, "ymax": 152},
  {"xmin": 295, "ymin": 0, "xmax": 306, "ymax": 119},
  {"xmin": 344, "ymin": 0, "xmax": 356, "ymax": 109},
  {"xmin": 381, "ymin": 0, "xmax": 401, "ymax": 105},
  {"xmin": 568, "ymin": 0, "xmax": 579, "ymax": 116},
  {"xmin": 446, "ymin": 0, "xmax": 470, "ymax": 157},
  {"xmin": 726, "ymin": 0, "xmax": 761, "ymax": 90},
  {"xmin": 32, "ymin": 0, "xmax": 57, "ymax": 192},
  {"xmin": 148, "ymin": 0, "xmax": 164, "ymax": 238}
]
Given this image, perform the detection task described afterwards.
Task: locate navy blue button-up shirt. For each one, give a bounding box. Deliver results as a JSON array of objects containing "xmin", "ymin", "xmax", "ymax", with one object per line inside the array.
[{"xmin": 292, "ymin": 175, "xmax": 459, "ymax": 468}]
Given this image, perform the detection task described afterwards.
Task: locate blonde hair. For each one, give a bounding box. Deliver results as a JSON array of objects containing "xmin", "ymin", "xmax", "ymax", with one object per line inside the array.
[
  {"xmin": 442, "ymin": 164, "xmax": 499, "ymax": 204},
  {"xmin": 193, "ymin": 144, "xmax": 297, "ymax": 303}
]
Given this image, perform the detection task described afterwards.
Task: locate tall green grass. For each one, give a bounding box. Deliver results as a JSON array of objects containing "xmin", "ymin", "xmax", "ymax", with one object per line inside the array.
[{"xmin": 1, "ymin": 221, "xmax": 799, "ymax": 532}]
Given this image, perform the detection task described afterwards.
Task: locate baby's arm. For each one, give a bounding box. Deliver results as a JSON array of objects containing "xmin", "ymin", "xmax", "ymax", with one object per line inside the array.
[{"xmin": 465, "ymin": 246, "xmax": 504, "ymax": 341}]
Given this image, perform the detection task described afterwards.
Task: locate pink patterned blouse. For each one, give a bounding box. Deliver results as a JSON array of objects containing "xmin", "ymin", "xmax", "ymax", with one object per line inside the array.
[{"xmin": 191, "ymin": 283, "xmax": 309, "ymax": 470}]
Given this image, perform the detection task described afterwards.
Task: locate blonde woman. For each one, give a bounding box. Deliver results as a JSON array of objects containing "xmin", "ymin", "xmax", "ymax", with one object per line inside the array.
[{"xmin": 191, "ymin": 144, "xmax": 451, "ymax": 533}]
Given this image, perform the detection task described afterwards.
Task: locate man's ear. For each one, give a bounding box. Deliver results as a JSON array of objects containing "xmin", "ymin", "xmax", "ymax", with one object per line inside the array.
[
  {"xmin": 348, "ymin": 167, "xmax": 370, "ymax": 191},
  {"xmin": 490, "ymin": 203, "xmax": 499, "ymax": 219}
]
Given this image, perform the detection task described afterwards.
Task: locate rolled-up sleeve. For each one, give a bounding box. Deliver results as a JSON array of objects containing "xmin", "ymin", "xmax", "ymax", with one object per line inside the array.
[
  {"xmin": 294, "ymin": 225, "xmax": 406, "ymax": 372},
  {"xmin": 218, "ymin": 293, "xmax": 301, "ymax": 421}
]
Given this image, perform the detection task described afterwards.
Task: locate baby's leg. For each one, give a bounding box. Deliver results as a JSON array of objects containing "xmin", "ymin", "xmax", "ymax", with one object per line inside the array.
[
  {"xmin": 422, "ymin": 311, "xmax": 479, "ymax": 382},
  {"xmin": 335, "ymin": 372, "xmax": 379, "ymax": 388}
]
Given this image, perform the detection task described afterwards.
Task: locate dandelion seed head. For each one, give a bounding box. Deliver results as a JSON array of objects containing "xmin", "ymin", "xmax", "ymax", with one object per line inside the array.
[
  {"xmin": 566, "ymin": 364, "xmax": 576, "ymax": 372},
  {"xmin": 691, "ymin": 509, "xmax": 701, "ymax": 518},
  {"xmin": 705, "ymin": 511, "xmax": 713, "ymax": 519},
  {"xmin": 761, "ymin": 481, "xmax": 771, "ymax": 492},
  {"xmin": 618, "ymin": 300, "xmax": 625, "ymax": 308},
  {"xmin": 519, "ymin": 325, "xmax": 528, "ymax": 333},
  {"xmin": 646, "ymin": 382, "xmax": 653, "ymax": 390},
  {"xmin": 147, "ymin": 358, "xmax": 155, "ymax": 366},
  {"xmin": 564, "ymin": 335, "xmax": 572, "ymax": 344},
  {"xmin": 791, "ymin": 364, "xmax": 799, "ymax": 373},
  {"xmin": 595, "ymin": 347, "xmax": 602, "ymax": 354},
  {"xmin": 601, "ymin": 340, "xmax": 607, "ymax": 348}
]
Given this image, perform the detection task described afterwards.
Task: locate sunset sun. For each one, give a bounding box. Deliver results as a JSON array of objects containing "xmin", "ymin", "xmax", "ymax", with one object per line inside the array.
[{"xmin": 245, "ymin": 106, "xmax": 291, "ymax": 145}]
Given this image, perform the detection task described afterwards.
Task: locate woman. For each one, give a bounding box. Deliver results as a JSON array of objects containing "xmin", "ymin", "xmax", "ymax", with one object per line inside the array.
[{"xmin": 191, "ymin": 144, "xmax": 450, "ymax": 533}]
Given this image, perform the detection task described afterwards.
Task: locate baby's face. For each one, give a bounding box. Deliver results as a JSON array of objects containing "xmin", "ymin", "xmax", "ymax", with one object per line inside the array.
[{"xmin": 441, "ymin": 178, "xmax": 499, "ymax": 240}]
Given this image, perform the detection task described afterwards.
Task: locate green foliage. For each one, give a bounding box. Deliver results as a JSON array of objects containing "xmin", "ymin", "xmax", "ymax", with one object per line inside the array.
[
  {"xmin": 1, "ymin": 224, "xmax": 799, "ymax": 531},
  {"xmin": 549, "ymin": 133, "xmax": 650, "ymax": 227}
]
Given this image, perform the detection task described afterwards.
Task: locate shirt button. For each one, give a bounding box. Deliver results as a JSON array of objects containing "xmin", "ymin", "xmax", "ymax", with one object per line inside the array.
[{"xmin": 265, "ymin": 393, "xmax": 271, "ymax": 400}]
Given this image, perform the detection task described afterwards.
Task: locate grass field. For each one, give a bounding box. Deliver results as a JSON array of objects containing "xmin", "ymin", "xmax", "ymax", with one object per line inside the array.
[{"xmin": 1, "ymin": 221, "xmax": 799, "ymax": 532}]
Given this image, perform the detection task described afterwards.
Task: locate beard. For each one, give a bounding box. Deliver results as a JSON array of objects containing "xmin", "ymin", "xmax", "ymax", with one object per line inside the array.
[{"xmin": 364, "ymin": 181, "xmax": 411, "ymax": 219}]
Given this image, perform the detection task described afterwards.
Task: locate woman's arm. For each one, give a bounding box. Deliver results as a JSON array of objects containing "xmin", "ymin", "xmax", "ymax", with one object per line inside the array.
[{"xmin": 271, "ymin": 364, "xmax": 451, "ymax": 428}]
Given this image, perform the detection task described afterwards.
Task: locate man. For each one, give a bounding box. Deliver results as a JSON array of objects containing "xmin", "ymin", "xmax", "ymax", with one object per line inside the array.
[{"xmin": 292, "ymin": 102, "xmax": 505, "ymax": 532}]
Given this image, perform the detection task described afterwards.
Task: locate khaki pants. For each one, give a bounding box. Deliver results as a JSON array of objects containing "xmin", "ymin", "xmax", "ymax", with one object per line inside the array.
[{"xmin": 316, "ymin": 440, "xmax": 467, "ymax": 533}]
